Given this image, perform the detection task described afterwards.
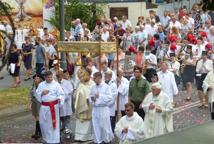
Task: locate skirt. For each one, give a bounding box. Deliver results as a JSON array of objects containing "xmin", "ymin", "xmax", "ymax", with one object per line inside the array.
[
  {"xmin": 31, "ymin": 97, "xmax": 40, "ymax": 117},
  {"xmin": 182, "ymin": 65, "xmax": 196, "ymax": 85},
  {"xmin": 23, "ymin": 55, "xmax": 32, "ymax": 70},
  {"xmin": 195, "ymin": 73, "xmax": 207, "ymax": 91}
]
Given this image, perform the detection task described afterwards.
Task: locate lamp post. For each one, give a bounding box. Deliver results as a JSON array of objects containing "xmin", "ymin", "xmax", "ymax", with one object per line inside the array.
[{"xmin": 59, "ymin": 0, "xmax": 66, "ymax": 70}]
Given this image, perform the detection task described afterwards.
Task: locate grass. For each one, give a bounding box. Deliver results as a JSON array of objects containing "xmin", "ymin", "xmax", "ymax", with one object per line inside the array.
[{"xmin": 0, "ymin": 87, "xmax": 30, "ymax": 110}]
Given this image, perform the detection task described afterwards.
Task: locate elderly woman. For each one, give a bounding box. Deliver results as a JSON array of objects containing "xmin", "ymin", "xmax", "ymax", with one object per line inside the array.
[{"xmin": 74, "ymin": 67, "xmax": 94, "ymax": 142}]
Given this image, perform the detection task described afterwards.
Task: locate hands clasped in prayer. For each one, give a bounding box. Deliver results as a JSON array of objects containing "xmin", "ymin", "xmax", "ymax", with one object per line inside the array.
[
  {"xmin": 149, "ymin": 103, "xmax": 162, "ymax": 113},
  {"xmin": 41, "ymin": 89, "xmax": 49, "ymax": 96},
  {"xmin": 91, "ymin": 92, "xmax": 99, "ymax": 102}
]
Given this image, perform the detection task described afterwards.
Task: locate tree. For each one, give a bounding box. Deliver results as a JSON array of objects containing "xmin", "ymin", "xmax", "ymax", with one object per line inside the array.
[
  {"xmin": 0, "ymin": 1, "xmax": 15, "ymax": 73},
  {"xmin": 48, "ymin": 0, "xmax": 105, "ymax": 31}
]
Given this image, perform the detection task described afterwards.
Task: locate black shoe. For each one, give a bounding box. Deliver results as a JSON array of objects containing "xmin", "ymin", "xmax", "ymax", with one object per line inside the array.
[
  {"xmin": 31, "ymin": 134, "xmax": 41, "ymax": 140},
  {"xmin": 0, "ymin": 77, "xmax": 4, "ymax": 80}
]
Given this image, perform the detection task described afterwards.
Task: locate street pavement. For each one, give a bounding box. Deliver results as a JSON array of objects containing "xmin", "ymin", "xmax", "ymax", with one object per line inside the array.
[{"xmin": 0, "ymin": 67, "xmax": 33, "ymax": 90}]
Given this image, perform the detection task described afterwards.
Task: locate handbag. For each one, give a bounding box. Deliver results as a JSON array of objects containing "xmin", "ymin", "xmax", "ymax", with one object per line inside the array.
[{"xmin": 9, "ymin": 63, "xmax": 16, "ymax": 74}]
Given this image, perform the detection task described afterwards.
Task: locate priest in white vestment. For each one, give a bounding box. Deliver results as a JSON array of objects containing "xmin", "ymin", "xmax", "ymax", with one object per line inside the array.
[
  {"xmin": 115, "ymin": 102, "xmax": 145, "ymax": 144},
  {"xmin": 104, "ymin": 70, "xmax": 118, "ymax": 132},
  {"xmin": 157, "ymin": 61, "xmax": 178, "ymax": 103},
  {"xmin": 117, "ymin": 69, "xmax": 129, "ymax": 116},
  {"xmin": 89, "ymin": 72, "xmax": 114, "ymax": 144},
  {"xmin": 203, "ymin": 62, "xmax": 214, "ymax": 120},
  {"xmin": 75, "ymin": 67, "xmax": 94, "ymax": 141},
  {"xmin": 36, "ymin": 71, "xmax": 65, "ymax": 144},
  {"xmin": 56, "ymin": 72, "xmax": 73, "ymax": 138},
  {"xmin": 141, "ymin": 82, "xmax": 173, "ymax": 139}
]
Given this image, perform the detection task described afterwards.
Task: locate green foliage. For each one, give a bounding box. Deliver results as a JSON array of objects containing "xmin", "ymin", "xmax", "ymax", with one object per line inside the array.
[
  {"xmin": 48, "ymin": 0, "xmax": 105, "ymax": 31},
  {"xmin": 0, "ymin": 1, "xmax": 12, "ymax": 16}
]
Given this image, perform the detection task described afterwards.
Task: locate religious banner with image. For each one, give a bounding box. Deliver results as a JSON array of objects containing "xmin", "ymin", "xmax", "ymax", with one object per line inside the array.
[{"xmin": 1, "ymin": 0, "xmax": 43, "ymax": 28}]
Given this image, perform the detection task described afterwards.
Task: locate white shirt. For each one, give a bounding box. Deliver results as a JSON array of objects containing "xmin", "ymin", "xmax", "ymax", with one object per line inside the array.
[
  {"xmin": 142, "ymin": 53, "xmax": 157, "ymax": 69},
  {"xmin": 208, "ymin": 33, "xmax": 214, "ymax": 45},
  {"xmin": 196, "ymin": 59, "xmax": 213, "ymax": 74},
  {"xmin": 157, "ymin": 70, "xmax": 178, "ymax": 100},
  {"xmin": 36, "ymin": 80, "xmax": 65, "ymax": 103},
  {"xmin": 122, "ymin": 20, "xmax": 132, "ymax": 30},
  {"xmin": 160, "ymin": 16, "xmax": 170, "ymax": 27},
  {"xmin": 169, "ymin": 21, "xmax": 181, "ymax": 31},
  {"xmin": 45, "ymin": 44, "xmax": 57, "ymax": 56},
  {"xmin": 101, "ymin": 31, "xmax": 109, "ymax": 42},
  {"xmin": 168, "ymin": 60, "xmax": 181, "ymax": 76}
]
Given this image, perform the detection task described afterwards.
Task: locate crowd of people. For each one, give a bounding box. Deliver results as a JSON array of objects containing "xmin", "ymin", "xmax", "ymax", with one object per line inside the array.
[{"xmin": 0, "ymin": 1, "xmax": 214, "ymax": 144}]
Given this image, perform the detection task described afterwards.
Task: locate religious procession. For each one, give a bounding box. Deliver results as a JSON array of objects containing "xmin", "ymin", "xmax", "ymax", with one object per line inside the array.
[{"xmin": 0, "ymin": 0, "xmax": 214, "ymax": 144}]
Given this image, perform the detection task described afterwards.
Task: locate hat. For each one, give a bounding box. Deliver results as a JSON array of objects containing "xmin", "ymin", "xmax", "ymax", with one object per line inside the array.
[
  {"xmin": 151, "ymin": 82, "xmax": 162, "ymax": 89},
  {"xmin": 202, "ymin": 51, "xmax": 208, "ymax": 56},
  {"xmin": 170, "ymin": 53, "xmax": 176, "ymax": 57},
  {"xmin": 199, "ymin": 31, "xmax": 207, "ymax": 38},
  {"xmin": 205, "ymin": 43, "xmax": 212, "ymax": 51}
]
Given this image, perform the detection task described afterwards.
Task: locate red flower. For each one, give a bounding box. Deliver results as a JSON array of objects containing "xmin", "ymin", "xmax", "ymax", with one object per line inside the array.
[
  {"xmin": 205, "ymin": 43, "xmax": 212, "ymax": 51},
  {"xmin": 148, "ymin": 37, "xmax": 155, "ymax": 48},
  {"xmin": 199, "ymin": 31, "xmax": 207, "ymax": 38},
  {"xmin": 170, "ymin": 44, "xmax": 177, "ymax": 51}
]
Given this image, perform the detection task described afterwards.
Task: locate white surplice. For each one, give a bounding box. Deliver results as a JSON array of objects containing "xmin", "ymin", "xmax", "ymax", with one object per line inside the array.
[
  {"xmin": 106, "ymin": 80, "xmax": 118, "ymax": 117},
  {"xmin": 115, "ymin": 112, "xmax": 145, "ymax": 144},
  {"xmin": 157, "ymin": 70, "xmax": 178, "ymax": 102},
  {"xmin": 117, "ymin": 77, "xmax": 129, "ymax": 111},
  {"xmin": 36, "ymin": 80, "xmax": 65, "ymax": 143},
  {"xmin": 89, "ymin": 82, "xmax": 114, "ymax": 143},
  {"xmin": 142, "ymin": 91, "xmax": 173, "ymax": 139},
  {"xmin": 59, "ymin": 79, "xmax": 73, "ymax": 117},
  {"xmin": 203, "ymin": 70, "xmax": 214, "ymax": 110}
]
